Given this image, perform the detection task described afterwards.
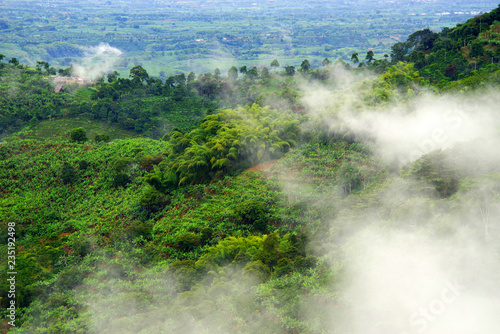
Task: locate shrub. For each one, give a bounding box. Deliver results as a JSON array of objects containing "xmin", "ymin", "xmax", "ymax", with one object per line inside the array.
[
  {"xmin": 0, "ymin": 145, "xmax": 7, "ymax": 160},
  {"xmin": 235, "ymin": 198, "xmax": 268, "ymax": 231},
  {"xmin": 44, "ymin": 211, "xmax": 60, "ymax": 222},
  {"xmin": 235, "ymin": 199, "xmax": 267, "ymax": 223},
  {"xmin": 112, "ymin": 172, "xmax": 131, "ymax": 188},
  {"xmin": 106, "ymin": 262, "xmax": 127, "ymax": 279},
  {"xmin": 139, "ymin": 155, "xmax": 155, "ymax": 170},
  {"xmin": 168, "ymin": 260, "xmax": 204, "ymax": 292},
  {"xmin": 200, "ymin": 227, "xmax": 213, "ymax": 244},
  {"xmin": 339, "ymin": 162, "xmax": 362, "ymax": 195},
  {"xmin": 69, "ymin": 127, "xmax": 87, "ymax": 143},
  {"xmin": 139, "ymin": 188, "xmax": 170, "ymax": 215},
  {"xmin": 60, "ymin": 162, "xmax": 77, "ymax": 184},
  {"xmin": 126, "ymin": 221, "xmax": 153, "ymax": 240},
  {"xmin": 174, "ymin": 232, "xmax": 200, "ymax": 252},
  {"xmin": 94, "ymin": 133, "xmax": 110, "ymax": 143},
  {"xmin": 55, "ymin": 267, "xmax": 82, "ymax": 291},
  {"xmin": 47, "ymin": 293, "xmax": 69, "ymax": 308},
  {"xmin": 243, "ymin": 260, "xmax": 271, "ymax": 282},
  {"xmin": 70, "ymin": 239, "xmax": 91, "ymax": 257},
  {"xmin": 78, "ymin": 160, "xmax": 89, "ymax": 170},
  {"xmin": 29, "ymin": 116, "xmax": 40, "ymax": 127},
  {"xmin": 402, "ymin": 150, "xmax": 460, "ymax": 198},
  {"xmin": 113, "ymin": 157, "xmax": 133, "ymax": 172}
]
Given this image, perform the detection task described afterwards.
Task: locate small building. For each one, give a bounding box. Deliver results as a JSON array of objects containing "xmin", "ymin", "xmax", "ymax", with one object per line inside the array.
[{"xmin": 54, "ymin": 83, "xmax": 64, "ymax": 92}]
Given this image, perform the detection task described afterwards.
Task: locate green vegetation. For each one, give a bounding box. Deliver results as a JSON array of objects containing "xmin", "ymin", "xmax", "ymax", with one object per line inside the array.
[
  {"xmin": 10, "ymin": 118, "xmax": 139, "ymax": 142},
  {"xmin": 1, "ymin": 5, "xmax": 500, "ymax": 333},
  {"xmin": 390, "ymin": 5, "xmax": 500, "ymax": 85},
  {"xmin": 0, "ymin": 64, "xmax": 74, "ymax": 135},
  {"xmin": 0, "ymin": 0, "xmax": 495, "ymax": 76},
  {"xmin": 145, "ymin": 104, "xmax": 300, "ymax": 191}
]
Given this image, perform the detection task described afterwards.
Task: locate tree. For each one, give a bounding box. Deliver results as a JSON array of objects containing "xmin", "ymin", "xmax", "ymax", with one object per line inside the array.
[
  {"xmin": 146, "ymin": 104, "xmax": 300, "ymax": 191},
  {"xmin": 187, "ymin": 71, "xmax": 196, "ymax": 82},
  {"xmin": 56, "ymin": 267, "xmax": 82, "ymax": 290},
  {"xmin": 228, "ymin": 66, "xmax": 238, "ymax": 81},
  {"xmin": 284, "ymin": 65, "xmax": 295, "ymax": 76},
  {"xmin": 270, "ymin": 59, "xmax": 280, "ymax": 70},
  {"xmin": 59, "ymin": 64, "xmax": 73, "ymax": 76},
  {"xmin": 300, "ymin": 59, "xmax": 310, "ymax": 73},
  {"xmin": 322, "ymin": 58, "xmax": 332, "ymax": 67},
  {"xmin": 351, "ymin": 53, "xmax": 359, "ymax": 65},
  {"xmin": 390, "ymin": 42, "xmax": 410, "ymax": 63},
  {"xmin": 339, "ymin": 162, "xmax": 361, "ymax": 195},
  {"xmin": 96, "ymin": 84, "xmax": 118, "ymax": 100},
  {"xmin": 365, "ymin": 50, "xmax": 375, "ymax": 64},
  {"xmin": 261, "ymin": 67, "xmax": 270, "ymax": 79},
  {"xmin": 0, "ymin": 54, "xmax": 4, "ymax": 62},
  {"xmin": 129, "ymin": 65, "xmax": 149, "ymax": 83},
  {"xmin": 8, "ymin": 58, "xmax": 19, "ymax": 67},
  {"xmin": 239, "ymin": 65, "xmax": 247, "ymax": 75},
  {"xmin": 469, "ymin": 42, "xmax": 484, "ymax": 70},
  {"xmin": 69, "ymin": 127, "xmax": 87, "ymax": 143},
  {"xmin": 107, "ymin": 71, "xmax": 120, "ymax": 83},
  {"xmin": 36, "ymin": 61, "xmax": 50, "ymax": 73},
  {"xmin": 214, "ymin": 68, "xmax": 221, "ymax": 78},
  {"xmin": 173, "ymin": 73, "xmax": 186, "ymax": 86},
  {"xmin": 378, "ymin": 62, "xmax": 423, "ymax": 94},
  {"xmin": 409, "ymin": 50, "xmax": 425, "ymax": 69},
  {"xmin": 407, "ymin": 28, "xmax": 438, "ymax": 51},
  {"xmin": 247, "ymin": 67, "xmax": 258, "ymax": 79},
  {"xmin": 470, "ymin": 42, "xmax": 484, "ymax": 58},
  {"xmin": 486, "ymin": 49, "xmax": 494, "ymax": 64}
]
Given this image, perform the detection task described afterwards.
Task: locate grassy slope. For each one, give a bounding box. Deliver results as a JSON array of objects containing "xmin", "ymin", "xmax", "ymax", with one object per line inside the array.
[{"xmin": 15, "ymin": 118, "xmax": 141, "ymax": 141}]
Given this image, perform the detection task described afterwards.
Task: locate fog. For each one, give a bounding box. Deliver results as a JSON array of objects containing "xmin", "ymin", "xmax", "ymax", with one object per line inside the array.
[
  {"xmin": 296, "ymin": 68, "xmax": 500, "ymax": 333},
  {"xmin": 71, "ymin": 42, "xmax": 123, "ymax": 80},
  {"xmin": 300, "ymin": 66, "xmax": 500, "ymax": 166},
  {"xmin": 336, "ymin": 220, "xmax": 500, "ymax": 333}
]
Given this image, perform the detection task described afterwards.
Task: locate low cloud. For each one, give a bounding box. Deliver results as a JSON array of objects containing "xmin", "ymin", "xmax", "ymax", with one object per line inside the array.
[
  {"xmin": 338, "ymin": 225, "xmax": 500, "ymax": 334},
  {"xmin": 296, "ymin": 71, "xmax": 500, "ymax": 333},
  {"xmin": 71, "ymin": 42, "xmax": 123, "ymax": 80},
  {"xmin": 300, "ymin": 74, "xmax": 500, "ymax": 167}
]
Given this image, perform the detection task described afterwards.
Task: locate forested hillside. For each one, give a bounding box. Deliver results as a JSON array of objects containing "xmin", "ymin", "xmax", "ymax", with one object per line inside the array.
[
  {"xmin": 1, "ymin": 5, "xmax": 500, "ymax": 334},
  {"xmin": 391, "ymin": 4, "xmax": 500, "ymax": 84}
]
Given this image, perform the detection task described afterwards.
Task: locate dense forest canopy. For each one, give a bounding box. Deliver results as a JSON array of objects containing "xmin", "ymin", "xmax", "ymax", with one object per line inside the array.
[{"xmin": 1, "ymin": 3, "xmax": 500, "ymax": 334}]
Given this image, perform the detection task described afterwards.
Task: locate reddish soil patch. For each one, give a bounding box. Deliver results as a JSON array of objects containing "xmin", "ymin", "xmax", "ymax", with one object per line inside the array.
[
  {"xmin": 247, "ymin": 159, "xmax": 281, "ymax": 172},
  {"xmin": 63, "ymin": 244, "xmax": 73, "ymax": 255},
  {"xmin": 246, "ymin": 158, "xmax": 308, "ymax": 184}
]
